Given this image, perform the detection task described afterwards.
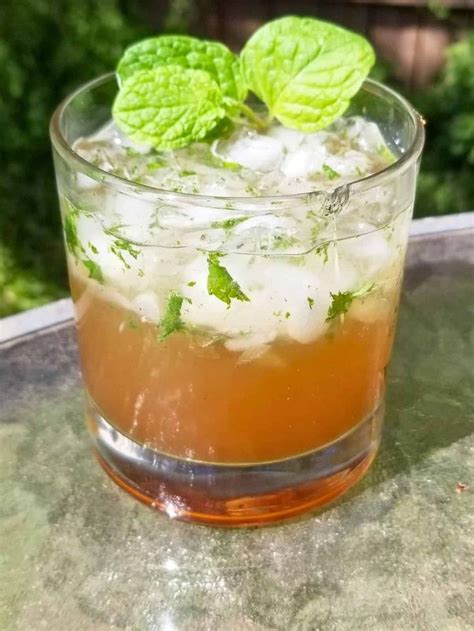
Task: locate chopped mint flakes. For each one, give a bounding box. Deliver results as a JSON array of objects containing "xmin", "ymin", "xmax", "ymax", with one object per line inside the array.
[
  {"xmin": 326, "ymin": 283, "xmax": 375, "ymax": 322},
  {"xmin": 273, "ymin": 235, "xmax": 298, "ymax": 250},
  {"xmin": 323, "ymin": 164, "xmax": 340, "ymax": 180},
  {"xmin": 110, "ymin": 239, "xmax": 141, "ymax": 269},
  {"xmin": 207, "ymin": 252, "xmax": 250, "ymax": 307},
  {"xmin": 63, "ymin": 204, "xmax": 84, "ymax": 255},
  {"xmin": 159, "ymin": 292, "xmax": 186, "ymax": 340},
  {"xmin": 211, "ymin": 216, "xmax": 248, "ymax": 231},
  {"xmin": 187, "ymin": 280, "xmax": 196, "ymax": 287},
  {"xmin": 315, "ymin": 242, "xmax": 331, "ymax": 263},
  {"xmin": 307, "ymin": 297, "xmax": 314, "ymax": 310},
  {"xmin": 83, "ymin": 259, "xmax": 104, "ymax": 283}
]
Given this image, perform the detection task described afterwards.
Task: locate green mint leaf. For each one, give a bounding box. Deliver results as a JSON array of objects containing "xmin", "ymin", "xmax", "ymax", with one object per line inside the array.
[
  {"xmin": 117, "ymin": 35, "xmax": 247, "ymax": 102},
  {"xmin": 109, "ymin": 238, "xmax": 141, "ymax": 269},
  {"xmin": 315, "ymin": 242, "xmax": 330, "ymax": 263},
  {"xmin": 159, "ymin": 292, "xmax": 186, "ymax": 340},
  {"xmin": 64, "ymin": 211, "xmax": 80, "ymax": 254},
  {"xmin": 273, "ymin": 234, "xmax": 298, "ymax": 250},
  {"xmin": 377, "ymin": 144, "xmax": 396, "ymax": 165},
  {"xmin": 112, "ymin": 239, "xmax": 140, "ymax": 259},
  {"xmin": 323, "ymin": 164, "xmax": 340, "ymax": 180},
  {"xmin": 187, "ymin": 280, "xmax": 196, "ymax": 287},
  {"xmin": 326, "ymin": 282, "xmax": 375, "ymax": 322},
  {"xmin": 125, "ymin": 318, "xmax": 140, "ymax": 330},
  {"xmin": 113, "ymin": 67, "xmax": 226, "ymax": 150},
  {"xmin": 241, "ymin": 16, "xmax": 375, "ymax": 131},
  {"xmin": 307, "ymin": 297, "xmax": 314, "ymax": 310},
  {"xmin": 82, "ymin": 258, "xmax": 104, "ymax": 283},
  {"xmin": 207, "ymin": 252, "xmax": 250, "ymax": 307},
  {"xmin": 211, "ymin": 216, "xmax": 248, "ymax": 231}
]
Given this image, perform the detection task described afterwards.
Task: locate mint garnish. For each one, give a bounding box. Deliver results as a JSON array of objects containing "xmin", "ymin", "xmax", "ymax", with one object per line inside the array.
[
  {"xmin": 241, "ymin": 17, "xmax": 375, "ymax": 132},
  {"xmin": 159, "ymin": 292, "xmax": 186, "ymax": 340},
  {"xmin": 207, "ymin": 252, "xmax": 250, "ymax": 307},
  {"xmin": 113, "ymin": 66, "xmax": 227, "ymax": 150},
  {"xmin": 117, "ymin": 35, "xmax": 247, "ymax": 102},
  {"xmin": 112, "ymin": 17, "xmax": 375, "ymax": 149},
  {"xmin": 326, "ymin": 283, "xmax": 375, "ymax": 322}
]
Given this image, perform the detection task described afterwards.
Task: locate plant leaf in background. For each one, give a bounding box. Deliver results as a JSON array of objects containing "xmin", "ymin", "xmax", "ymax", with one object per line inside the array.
[
  {"xmin": 113, "ymin": 66, "xmax": 226, "ymax": 149},
  {"xmin": 241, "ymin": 16, "xmax": 375, "ymax": 131},
  {"xmin": 117, "ymin": 35, "xmax": 247, "ymax": 102}
]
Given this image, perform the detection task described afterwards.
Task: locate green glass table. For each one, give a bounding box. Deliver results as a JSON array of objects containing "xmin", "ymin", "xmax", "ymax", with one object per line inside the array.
[{"xmin": 1, "ymin": 215, "xmax": 473, "ymax": 630}]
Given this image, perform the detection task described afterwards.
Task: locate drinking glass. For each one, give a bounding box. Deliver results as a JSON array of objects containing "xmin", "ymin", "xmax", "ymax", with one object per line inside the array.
[{"xmin": 50, "ymin": 74, "xmax": 424, "ymax": 525}]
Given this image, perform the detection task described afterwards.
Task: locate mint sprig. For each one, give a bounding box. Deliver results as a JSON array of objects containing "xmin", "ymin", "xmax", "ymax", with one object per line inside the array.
[{"xmin": 113, "ymin": 17, "xmax": 375, "ymax": 149}]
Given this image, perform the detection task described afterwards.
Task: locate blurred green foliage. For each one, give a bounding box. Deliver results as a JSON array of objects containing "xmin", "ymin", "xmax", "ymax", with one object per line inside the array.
[
  {"xmin": 411, "ymin": 33, "xmax": 474, "ymax": 216},
  {"xmin": 0, "ymin": 2, "xmax": 473, "ymax": 316},
  {"xmin": 0, "ymin": 0, "xmax": 148, "ymax": 316}
]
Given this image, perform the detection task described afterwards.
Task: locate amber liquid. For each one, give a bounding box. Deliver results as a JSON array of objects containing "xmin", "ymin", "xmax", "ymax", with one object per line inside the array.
[{"xmin": 72, "ymin": 275, "xmax": 396, "ymax": 466}]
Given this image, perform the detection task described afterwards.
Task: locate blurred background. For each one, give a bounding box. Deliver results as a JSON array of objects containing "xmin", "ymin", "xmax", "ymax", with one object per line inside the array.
[{"xmin": 1, "ymin": 0, "xmax": 473, "ymax": 317}]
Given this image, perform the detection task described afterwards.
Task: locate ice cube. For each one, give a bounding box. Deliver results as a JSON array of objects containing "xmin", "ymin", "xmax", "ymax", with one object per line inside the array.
[
  {"xmin": 280, "ymin": 148, "xmax": 327, "ymax": 179},
  {"xmin": 102, "ymin": 191, "xmax": 158, "ymax": 243},
  {"xmin": 219, "ymin": 133, "xmax": 284, "ymax": 172},
  {"xmin": 132, "ymin": 291, "xmax": 161, "ymax": 322},
  {"xmin": 75, "ymin": 214, "xmax": 158, "ymax": 295},
  {"xmin": 267, "ymin": 125, "xmax": 305, "ymax": 153},
  {"xmin": 347, "ymin": 118, "xmax": 387, "ymax": 153},
  {"xmin": 324, "ymin": 151, "xmax": 370, "ymax": 177},
  {"xmin": 76, "ymin": 172, "xmax": 101, "ymax": 191},
  {"xmin": 339, "ymin": 224, "xmax": 393, "ymax": 276}
]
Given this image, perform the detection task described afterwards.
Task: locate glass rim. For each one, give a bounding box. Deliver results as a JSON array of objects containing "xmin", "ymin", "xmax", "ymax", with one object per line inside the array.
[{"xmin": 50, "ymin": 72, "xmax": 425, "ymax": 205}]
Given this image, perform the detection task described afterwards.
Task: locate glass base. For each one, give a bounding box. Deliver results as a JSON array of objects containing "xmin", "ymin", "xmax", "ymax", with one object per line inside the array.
[{"xmin": 86, "ymin": 402, "xmax": 383, "ymax": 527}]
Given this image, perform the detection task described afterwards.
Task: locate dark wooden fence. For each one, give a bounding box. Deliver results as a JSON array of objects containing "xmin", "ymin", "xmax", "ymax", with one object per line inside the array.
[{"xmin": 151, "ymin": 0, "xmax": 474, "ymax": 87}]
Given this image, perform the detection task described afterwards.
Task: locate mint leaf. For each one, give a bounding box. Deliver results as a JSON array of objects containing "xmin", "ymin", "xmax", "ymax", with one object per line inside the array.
[
  {"xmin": 83, "ymin": 258, "xmax": 104, "ymax": 283},
  {"xmin": 117, "ymin": 35, "xmax": 247, "ymax": 102},
  {"xmin": 64, "ymin": 211, "xmax": 80, "ymax": 254},
  {"xmin": 315, "ymin": 242, "xmax": 330, "ymax": 263},
  {"xmin": 110, "ymin": 238, "xmax": 141, "ymax": 269},
  {"xmin": 307, "ymin": 297, "xmax": 315, "ymax": 310},
  {"xmin": 159, "ymin": 292, "xmax": 186, "ymax": 340},
  {"xmin": 326, "ymin": 283, "xmax": 375, "ymax": 322},
  {"xmin": 113, "ymin": 67, "xmax": 226, "ymax": 150},
  {"xmin": 207, "ymin": 252, "xmax": 249, "ymax": 307},
  {"xmin": 323, "ymin": 164, "xmax": 340, "ymax": 180},
  {"xmin": 211, "ymin": 216, "xmax": 248, "ymax": 231},
  {"xmin": 273, "ymin": 234, "xmax": 298, "ymax": 250},
  {"xmin": 241, "ymin": 16, "xmax": 375, "ymax": 131}
]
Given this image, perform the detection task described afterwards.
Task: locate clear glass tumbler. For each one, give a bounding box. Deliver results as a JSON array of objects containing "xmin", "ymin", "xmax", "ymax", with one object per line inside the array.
[{"xmin": 50, "ymin": 75, "xmax": 424, "ymax": 526}]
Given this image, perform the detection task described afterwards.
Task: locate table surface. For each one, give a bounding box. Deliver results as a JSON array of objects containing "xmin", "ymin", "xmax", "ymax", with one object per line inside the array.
[{"xmin": 1, "ymin": 220, "xmax": 473, "ymax": 631}]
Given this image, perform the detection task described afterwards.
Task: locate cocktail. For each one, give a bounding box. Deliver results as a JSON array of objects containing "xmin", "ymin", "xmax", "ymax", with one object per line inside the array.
[{"xmin": 50, "ymin": 17, "xmax": 424, "ymax": 525}]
